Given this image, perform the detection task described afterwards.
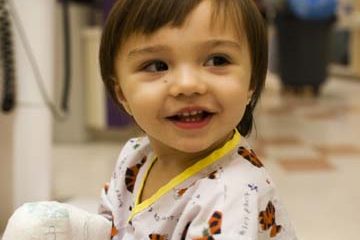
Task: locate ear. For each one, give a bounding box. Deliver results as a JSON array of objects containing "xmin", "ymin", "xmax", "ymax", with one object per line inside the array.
[
  {"xmin": 114, "ymin": 82, "xmax": 133, "ymax": 116},
  {"xmin": 247, "ymin": 89, "xmax": 254, "ymax": 105}
]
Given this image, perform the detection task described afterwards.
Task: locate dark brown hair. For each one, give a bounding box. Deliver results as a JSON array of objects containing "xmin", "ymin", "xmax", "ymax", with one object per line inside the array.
[{"xmin": 99, "ymin": 0, "xmax": 268, "ymax": 136}]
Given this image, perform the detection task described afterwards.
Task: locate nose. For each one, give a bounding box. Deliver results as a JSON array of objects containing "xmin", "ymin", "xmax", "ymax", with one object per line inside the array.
[{"xmin": 168, "ymin": 66, "xmax": 207, "ymax": 97}]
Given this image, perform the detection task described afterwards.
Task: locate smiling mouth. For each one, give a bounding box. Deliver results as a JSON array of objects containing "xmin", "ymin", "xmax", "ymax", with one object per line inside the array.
[{"xmin": 166, "ymin": 110, "xmax": 214, "ymax": 124}]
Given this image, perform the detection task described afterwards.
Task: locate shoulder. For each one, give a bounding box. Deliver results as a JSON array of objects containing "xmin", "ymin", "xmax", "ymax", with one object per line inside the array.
[
  {"xmin": 188, "ymin": 139, "xmax": 277, "ymax": 209},
  {"xmin": 106, "ymin": 136, "xmax": 152, "ymax": 198},
  {"xmin": 181, "ymin": 141, "xmax": 297, "ymax": 239},
  {"xmin": 221, "ymin": 140, "xmax": 275, "ymax": 196},
  {"xmin": 187, "ymin": 138, "xmax": 285, "ymax": 222},
  {"xmin": 113, "ymin": 136, "xmax": 151, "ymax": 171}
]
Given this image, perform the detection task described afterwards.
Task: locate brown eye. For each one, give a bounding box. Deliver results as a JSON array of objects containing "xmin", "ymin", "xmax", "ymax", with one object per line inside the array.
[
  {"xmin": 143, "ymin": 60, "xmax": 168, "ymax": 72},
  {"xmin": 205, "ymin": 55, "xmax": 231, "ymax": 67}
]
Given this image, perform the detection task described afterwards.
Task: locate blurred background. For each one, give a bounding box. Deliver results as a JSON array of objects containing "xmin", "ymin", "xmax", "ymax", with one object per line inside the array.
[{"xmin": 1, "ymin": 0, "xmax": 360, "ymax": 239}]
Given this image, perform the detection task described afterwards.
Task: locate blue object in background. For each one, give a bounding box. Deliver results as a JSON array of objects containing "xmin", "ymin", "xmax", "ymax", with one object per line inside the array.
[{"xmin": 288, "ymin": 0, "xmax": 338, "ymax": 20}]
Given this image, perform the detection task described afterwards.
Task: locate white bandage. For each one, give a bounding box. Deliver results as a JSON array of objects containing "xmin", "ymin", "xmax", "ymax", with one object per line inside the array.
[{"xmin": 3, "ymin": 201, "xmax": 111, "ymax": 240}]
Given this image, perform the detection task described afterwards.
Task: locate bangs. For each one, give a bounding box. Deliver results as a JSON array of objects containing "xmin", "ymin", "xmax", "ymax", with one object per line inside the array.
[
  {"xmin": 108, "ymin": 0, "xmax": 247, "ymax": 47},
  {"xmin": 115, "ymin": 0, "xmax": 201, "ymax": 42}
]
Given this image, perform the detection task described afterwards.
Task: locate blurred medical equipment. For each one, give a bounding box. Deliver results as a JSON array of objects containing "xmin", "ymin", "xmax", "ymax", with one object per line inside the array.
[
  {"xmin": 0, "ymin": 0, "xmax": 16, "ymax": 112},
  {"xmin": 0, "ymin": 0, "xmax": 56, "ymax": 232}
]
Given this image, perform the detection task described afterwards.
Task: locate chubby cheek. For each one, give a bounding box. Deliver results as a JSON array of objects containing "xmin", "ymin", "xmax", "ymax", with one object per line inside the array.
[
  {"xmin": 221, "ymin": 86, "xmax": 249, "ymax": 114},
  {"xmin": 222, "ymin": 104, "xmax": 248, "ymax": 133},
  {"xmin": 224, "ymin": 103, "xmax": 247, "ymax": 128},
  {"xmin": 128, "ymin": 100, "xmax": 154, "ymax": 122},
  {"xmin": 125, "ymin": 92, "xmax": 163, "ymax": 127}
]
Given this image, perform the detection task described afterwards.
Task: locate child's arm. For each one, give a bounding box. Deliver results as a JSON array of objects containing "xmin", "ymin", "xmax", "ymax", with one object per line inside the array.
[{"xmin": 3, "ymin": 201, "xmax": 111, "ymax": 240}]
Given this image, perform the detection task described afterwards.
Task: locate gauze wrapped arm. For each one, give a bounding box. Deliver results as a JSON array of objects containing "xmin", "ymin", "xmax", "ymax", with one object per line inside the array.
[{"xmin": 3, "ymin": 201, "xmax": 111, "ymax": 240}]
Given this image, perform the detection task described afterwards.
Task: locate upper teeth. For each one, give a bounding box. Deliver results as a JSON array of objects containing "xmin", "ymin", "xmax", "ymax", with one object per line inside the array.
[{"xmin": 177, "ymin": 110, "xmax": 203, "ymax": 117}]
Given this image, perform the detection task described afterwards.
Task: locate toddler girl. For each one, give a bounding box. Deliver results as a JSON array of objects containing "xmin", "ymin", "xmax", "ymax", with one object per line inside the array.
[{"xmin": 98, "ymin": 0, "xmax": 297, "ymax": 239}]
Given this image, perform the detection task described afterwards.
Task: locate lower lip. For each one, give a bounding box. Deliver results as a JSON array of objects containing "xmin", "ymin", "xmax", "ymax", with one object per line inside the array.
[{"xmin": 170, "ymin": 115, "xmax": 213, "ymax": 130}]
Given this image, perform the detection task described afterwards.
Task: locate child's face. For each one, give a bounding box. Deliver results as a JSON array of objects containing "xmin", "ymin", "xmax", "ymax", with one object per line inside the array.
[{"xmin": 115, "ymin": 0, "xmax": 252, "ymax": 156}]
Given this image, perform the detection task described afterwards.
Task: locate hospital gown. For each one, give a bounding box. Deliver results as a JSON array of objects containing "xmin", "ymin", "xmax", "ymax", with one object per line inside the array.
[{"xmin": 99, "ymin": 130, "xmax": 297, "ymax": 240}]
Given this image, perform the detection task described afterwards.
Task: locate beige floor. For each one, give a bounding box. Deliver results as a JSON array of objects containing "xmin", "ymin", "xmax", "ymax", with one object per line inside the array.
[{"xmin": 53, "ymin": 74, "xmax": 360, "ymax": 240}]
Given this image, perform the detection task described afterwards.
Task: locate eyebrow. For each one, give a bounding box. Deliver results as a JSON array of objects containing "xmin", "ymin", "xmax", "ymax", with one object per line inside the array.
[
  {"xmin": 203, "ymin": 39, "xmax": 242, "ymax": 51},
  {"xmin": 128, "ymin": 45, "xmax": 170, "ymax": 59},
  {"xmin": 127, "ymin": 39, "xmax": 242, "ymax": 59}
]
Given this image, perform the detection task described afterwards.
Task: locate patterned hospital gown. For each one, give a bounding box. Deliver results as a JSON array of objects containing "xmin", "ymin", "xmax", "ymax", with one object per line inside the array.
[{"xmin": 99, "ymin": 130, "xmax": 297, "ymax": 240}]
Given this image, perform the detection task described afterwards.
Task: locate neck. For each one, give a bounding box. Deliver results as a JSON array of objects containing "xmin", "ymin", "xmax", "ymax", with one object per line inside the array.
[{"xmin": 149, "ymin": 131, "xmax": 234, "ymax": 170}]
